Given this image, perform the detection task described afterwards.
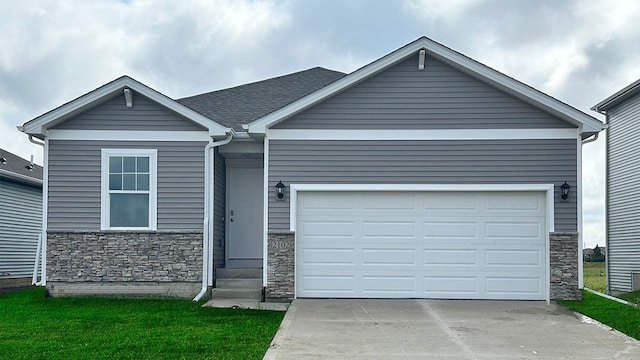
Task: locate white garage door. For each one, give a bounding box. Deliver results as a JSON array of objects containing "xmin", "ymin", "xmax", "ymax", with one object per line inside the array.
[{"xmin": 296, "ymin": 191, "xmax": 547, "ymax": 300}]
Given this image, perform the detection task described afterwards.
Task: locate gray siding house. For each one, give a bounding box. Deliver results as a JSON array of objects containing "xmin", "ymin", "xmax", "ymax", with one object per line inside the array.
[
  {"xmin": 0, "ymin": 148, "xmax": 43, "ymax": 290},
  {"xmin": 20, "ymin": 37, "xmax": 605, "ymax": 301},
  {"xmin": 593, "ymin": 79, "xmax": 640, "ymax": 294}
]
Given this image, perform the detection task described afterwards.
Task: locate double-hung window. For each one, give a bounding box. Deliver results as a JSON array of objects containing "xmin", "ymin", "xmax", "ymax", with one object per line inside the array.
[{"xmin": 101, "ymin": 149, "xmax": 157, "ymax": 230}]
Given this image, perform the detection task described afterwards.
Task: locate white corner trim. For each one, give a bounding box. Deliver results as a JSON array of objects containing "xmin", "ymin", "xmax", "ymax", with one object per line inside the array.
[
  {"xmin": 289, "ymin": 183, "xmax": 555, "ymax": 233},
  {"xmin": 48, "ymin": 130, "xmax": 211, "ymax": 142},
  {"xmin": 267, "ymin": 128, "xmax": 579, "ymax": 141},
  {"xmin": 100, "ymin": 148, "xmax": 158, "ymax": 231},
  {"xmin": 262, "ymin": 138, "xmax": 270, "ymax": 286}
]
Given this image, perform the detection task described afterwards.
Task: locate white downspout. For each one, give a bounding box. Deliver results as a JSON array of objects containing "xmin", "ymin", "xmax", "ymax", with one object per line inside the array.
[
  {"xmin": 193, "ymin": 130, "xmax": 235, "ymax": 302},
  {"xmin": 27, "ymin": 135, "xmax": 46, "ymax": 286}
]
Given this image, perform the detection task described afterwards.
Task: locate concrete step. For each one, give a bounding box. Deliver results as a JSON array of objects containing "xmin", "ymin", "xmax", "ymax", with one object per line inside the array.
[
  {"xmin": 216, "ymin": 278, "xmax": 262, "ymax": 289},
  {"xmin": 211, "ymin": 288, "xmax": 262, "ymax": 300},
  {"xmin": 216, "ymin": 268, "xmax": 262, "ymax": 279}
]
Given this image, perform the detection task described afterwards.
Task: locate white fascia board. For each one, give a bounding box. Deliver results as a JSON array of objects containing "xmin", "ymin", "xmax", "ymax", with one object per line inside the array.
[
  {"xmin": 289, "ymin": 183, "xmax": 555, "ymax": 233},
  {"xmin": 22, "ymin": 76, "xmax": 230, "ymax": 137},
  {"xmin": 48, "ymin": 129, "xmax": 211, "ymax": 142},
  {"xmin": 247, "ymin": 37, "xmax": 604, "ymax": 135},
  {"xmin": 267, "ymin": 128, "xmax": 578, "ymax": 141}
]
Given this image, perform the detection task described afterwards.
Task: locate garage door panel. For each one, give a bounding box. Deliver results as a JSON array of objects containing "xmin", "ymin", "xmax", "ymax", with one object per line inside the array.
[
  {"xmin": 485, "ymin": 250, "xmax": 541, "ymax": 266},
  {"xmin": 301, "ymin": 221, "xmax": 355, "ymax": 237},
  {"xmin": 362, "ymin": 221, "xmax": 416, "ymax": 238},
  {"xmin": 424, "ymin": 249, "xmax": 478, "ymax": 265},
  {"xmin": 485, "ymin": 194, "xmax": 542, "ymax": 212},
  {"xmin": 362, "ymin": 248, "xmax": 416, "ymax": 265},
  {"xmin": 424, "ymin": 276, "xmax": 478, "ymax": 295},
  {"xmin": 302, "ymin": 248, "xmax": 354, "ymax": 265},
  {"xmin": 424, "ymin": 222, "xmax": 478, "ymax": 239},
  {"xmin": 362, "ymin": 276, "xmax": 416, "ymax": 294},
  {"xmin": 300, "ymin": 193, "xmax": 355, "ymax": 210},
  {"xmin": 363, "ymin": 193, "xmax": 415, "ymax": 209},
  {"xmin": 299, "ymin": 275, "xmax": 355, "ymax": 294},
  {"xmin": 424, "ymin": 194, "xmax": 478, "ymax": 211},
  {"xmin": 485, "ymin": 219, "xmax": 543, "ymax": 243},
  {"xmin": 296, "ymin": 191, "xmax": 547, "ymax": 300},
  {"xmin": 485, "ymin": 277, "xmax": 543, "ymax": 296}
]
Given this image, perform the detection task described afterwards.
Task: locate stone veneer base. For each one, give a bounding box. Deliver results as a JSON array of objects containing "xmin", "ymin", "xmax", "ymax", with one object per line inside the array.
[
  {"xmin": 266, "ymin": 231, "xmax": 295, "ymax": 301},
  {"xmin": 46, "ymin": 231, "xmax": 203, "ymax": 299}
]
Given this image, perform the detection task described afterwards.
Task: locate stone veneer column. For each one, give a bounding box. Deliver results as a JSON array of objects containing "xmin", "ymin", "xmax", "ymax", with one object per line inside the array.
[
  {"xmin": 549, "ymin": 232, "xmax": 581, "ymax": 300},
  {"xmin": 266, "ymin": 231, "xmax": 295, "ymax": 301}
]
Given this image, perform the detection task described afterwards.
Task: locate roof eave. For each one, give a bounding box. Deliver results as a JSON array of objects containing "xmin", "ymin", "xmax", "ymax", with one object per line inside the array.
[
  {"xmin": 0, "ymin": 168, "xmax": 43, "ymax": 187},
  {"xmin": 591, "ymin": 78, "xmax": 640, "ymax": 114}
]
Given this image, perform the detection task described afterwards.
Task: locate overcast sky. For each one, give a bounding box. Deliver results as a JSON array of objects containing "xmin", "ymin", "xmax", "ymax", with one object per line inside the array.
[{"xmin": 2, "ymin": 0, "xmax": 639, "ymax": 248}]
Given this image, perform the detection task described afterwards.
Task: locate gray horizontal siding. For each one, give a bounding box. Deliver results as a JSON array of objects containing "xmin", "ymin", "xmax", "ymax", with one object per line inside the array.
[
  {"xmin": 48, "ymin": 140, "xmax": 207, "ymax": 231},
  {"xmin": 268, "ymin": 139, "xmax": 577, "ymax": 231},
  {"xmin": 607, "ymin": 93, "xmax": 640, "ymax": 292},
  {"xmin": 275, "ymin": 54, "xmax": 573, "ymax": 130},
  {"xmin": 0, "ymin": 179, "xmax": 42, "ymax": 278},
  {"xmin": 52, "ymin": 91, "xmax": 207, "ymax": 131}
]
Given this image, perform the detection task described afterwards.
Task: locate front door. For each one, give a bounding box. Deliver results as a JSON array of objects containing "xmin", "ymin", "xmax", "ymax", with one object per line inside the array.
[{"xmin": 226, "ymin": 164, "xmax": 263, "ymax": 268}]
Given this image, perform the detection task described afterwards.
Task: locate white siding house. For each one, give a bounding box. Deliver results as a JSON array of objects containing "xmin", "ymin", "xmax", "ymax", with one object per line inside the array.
[
  {"xmin": 0, "ymin": 148, "xmax": 43, "ymax": 290},
  {"xmin": 593, "ymin": 79, "xmax": 640, "ymax": 293}
]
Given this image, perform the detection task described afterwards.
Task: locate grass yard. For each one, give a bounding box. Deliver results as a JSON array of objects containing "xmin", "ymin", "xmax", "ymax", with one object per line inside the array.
[
  {"xmin": 558, "ymin": 290, "xmax": 640, "ymax": 340},
  {"xmin": 583, "ymin": 261, "xmax": 606, "ymax": 293},
  {"xmin": 0, "ymin": 287, "xmax": 284, "ymax": 360}
]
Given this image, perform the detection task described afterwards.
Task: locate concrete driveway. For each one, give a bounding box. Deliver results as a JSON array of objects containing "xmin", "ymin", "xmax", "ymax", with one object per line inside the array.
[{"xmin": 264, "ymin": 299, "xmax": 640, "ymax": 359}]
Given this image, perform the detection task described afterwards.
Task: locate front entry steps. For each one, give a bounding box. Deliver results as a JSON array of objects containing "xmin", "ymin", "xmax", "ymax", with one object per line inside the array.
[{"xmin": 204, "ymin": 268, "xmax": 289, "ymax": 311}]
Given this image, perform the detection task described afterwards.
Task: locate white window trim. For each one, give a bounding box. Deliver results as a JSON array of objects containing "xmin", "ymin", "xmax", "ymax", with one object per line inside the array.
[{"xmin": 101, "ymin": 149, "xmax": 158, "ymax": 231}]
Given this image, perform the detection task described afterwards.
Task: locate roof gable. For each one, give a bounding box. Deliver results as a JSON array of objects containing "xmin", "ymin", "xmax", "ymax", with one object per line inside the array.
[
  {"xmin": 274, "ymin": 54, "xmax": 575, "ymax": 130},
  {"xmin": 592, "ymin": 78, "xmax": 640, "ymax": 113},
  {"xmin": 21, "ymin": 76, "xmax": 231, "ymax": 137},
  {"xmin": 0, "ymin": 148, "xmax": 42, "ymax": 186},
  {"xmin": 177, "ymin": 67, "xmax": 345, "ymax": 131},
  {"xmin": 247, "ymin": 37, "xmax": 605, "ymax": 137}
]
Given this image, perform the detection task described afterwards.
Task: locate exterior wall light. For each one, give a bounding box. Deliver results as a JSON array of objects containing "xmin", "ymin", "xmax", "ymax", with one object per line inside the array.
[
  {"xmin": 275, "ymin": 180, "xmax": 286, "ymax": 200},
  {"xmin": 560, "ymin": 181, "xmax": 571, "ymax": 200}
]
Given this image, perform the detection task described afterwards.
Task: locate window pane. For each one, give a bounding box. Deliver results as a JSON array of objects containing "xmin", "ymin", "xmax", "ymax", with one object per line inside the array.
[
  {"xmin": 123, "ymin": 157, "xmax": 136, "ymax": 172},
  {"xmin": 137, "ymin": 157, "xmax": 149, "ymax": 173},
  {"xmin": 123, "ymin": 174, "xmax": 136, "ymax": 190},
  {"xmin": 137, "ymin": 174, "xmax": 149, "ymax": 191},
  {"xmin": 110, "ymin": 193, "xmax": 149, "ymax": 227},
  {"xmin": 109, "ymin": 174, "xmax": 122, "ymax": 190},
  {"xmin": 109, "ymin": 157, "xmax": 122, "ymax": 173}
]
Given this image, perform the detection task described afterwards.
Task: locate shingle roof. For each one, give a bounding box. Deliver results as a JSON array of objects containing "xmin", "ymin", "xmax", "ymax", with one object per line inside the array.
[
  {"xmin": 177, "ymin": 67, "xmax": 346, "ymax": 131},
  {"xmin": 0, "ymin": 148, "xmax": 43, "ymax": 185}
]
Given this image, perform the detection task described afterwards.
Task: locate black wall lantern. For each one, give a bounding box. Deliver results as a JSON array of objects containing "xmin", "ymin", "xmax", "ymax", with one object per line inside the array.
[
  {"xmin": 560, "ymin": 181, "xmax": 571, "ymax": 200},
  {"xmin": 275, "ymin": 180, "xmax": 286, "ymax": 200}
]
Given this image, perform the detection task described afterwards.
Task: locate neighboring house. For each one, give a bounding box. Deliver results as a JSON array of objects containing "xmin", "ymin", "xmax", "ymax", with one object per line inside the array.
[
  {"xmin": 593, "ymin": 79, "xmax": 640, "ymax": 294},
  {"xmin": 20, "ymin": 37, "xmax": 605, "ymax": 301},
  {"xmin": 583, "ymin": 246, "xmax": 606, "ymax": 262},
  {"xmin": 0, "ymin": 148, "xmax": 43, "ymax": 290}
]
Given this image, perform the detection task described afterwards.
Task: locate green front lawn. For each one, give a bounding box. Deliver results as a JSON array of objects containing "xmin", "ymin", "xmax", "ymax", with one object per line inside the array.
[
  {"xmin": 0, "ymin": 287, "xmax": 284, "ymax": 360},
  {"xmin": 558, "ymin": 290, "xmax": 640, "ymax": 340}
]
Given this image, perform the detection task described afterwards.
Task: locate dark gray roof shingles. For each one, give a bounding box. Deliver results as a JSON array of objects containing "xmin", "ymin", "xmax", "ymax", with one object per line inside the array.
[
  {"xmin": 0, "ymin": 148, "xmax": 43, "ymax": 183},
  {"xmin": 177, "ymin": 67, "xmax": 346, "ymax": 131}
]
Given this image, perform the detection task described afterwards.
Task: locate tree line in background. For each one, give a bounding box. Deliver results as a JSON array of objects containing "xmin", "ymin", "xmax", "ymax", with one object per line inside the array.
[{"xmin": 584, "ymin": 244, "xmax": 606, "ymax": 262}]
